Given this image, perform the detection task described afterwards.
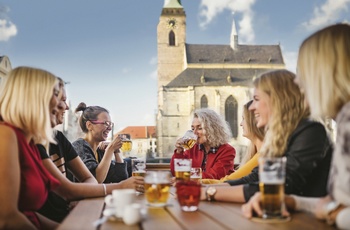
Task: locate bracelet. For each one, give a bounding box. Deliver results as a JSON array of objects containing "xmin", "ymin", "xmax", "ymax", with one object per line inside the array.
[{"xmin": 102, "ymin": 183, "xmax": 107, "ymax": 196}]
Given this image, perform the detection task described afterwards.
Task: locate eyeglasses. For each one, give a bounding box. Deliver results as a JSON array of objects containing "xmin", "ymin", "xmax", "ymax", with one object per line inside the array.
[{"xmin": 89, "ymin": 120, "xmax": 114, "ymax": 128}]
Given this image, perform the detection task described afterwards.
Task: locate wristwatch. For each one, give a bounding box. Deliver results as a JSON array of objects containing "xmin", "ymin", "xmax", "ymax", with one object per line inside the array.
[
  {"xmin": 325, "ymin": 201, "xmax": 340, "ymax": 225},
  {"xmin": 206, "ymin": 186, "xmax": 217, "ymax": 202}
]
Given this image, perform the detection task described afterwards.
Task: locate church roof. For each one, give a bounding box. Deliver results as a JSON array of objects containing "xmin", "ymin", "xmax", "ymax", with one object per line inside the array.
[
  {"xmin": 116, "ymin": 126, "xmax": 156, "ymax": 139},
  {"xmin": 186, "ymin": 44, "xmax": 284, "ymax": 64},
  {"xmin": 166, "ymin": 68, "xmax": 278, "ymax": 87}
]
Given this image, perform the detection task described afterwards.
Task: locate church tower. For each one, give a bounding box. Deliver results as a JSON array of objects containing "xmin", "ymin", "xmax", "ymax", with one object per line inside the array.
[{"xmin": 157, "ymin": 0, "xmax": 186, "ymax": 88}]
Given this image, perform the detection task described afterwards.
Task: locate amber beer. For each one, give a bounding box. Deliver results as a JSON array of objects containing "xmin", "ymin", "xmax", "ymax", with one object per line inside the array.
[
  {"xmin": 132, "ymin": 171, "xmax": 146, "ymax": 177},
  {"xmin": 259, "ymin": 157, "xmax": 286, "ymax": 219},
  {"xmin": 174, "ymin": 159, "xmax": 192, "ymax": 181},
  {"xmin": 175, "ymin": 171, "xmax": 191, "ymax": 181},
  {"xmin": 144, "ymin": 171, "xmax": 171, "ymax": 207},
  {"xmin": 121, "ymin": 139, "xmax": 132, "ymax": 152},
  {"xmin": 145, "ymin": 182, "xmax": 171, "ymax": 206},
  {"xmin": 182, "ymin": 138, "xmax": 196, "ymax": 150},
  {"xmin": 259, "ymin": 182, "xmax": 284, "ymax": 218}
]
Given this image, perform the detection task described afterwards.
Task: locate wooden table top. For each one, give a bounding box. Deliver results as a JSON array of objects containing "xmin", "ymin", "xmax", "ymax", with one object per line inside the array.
[{"xmin": 58, "ymin": 191, "xmax": 335, "ymax": 230}]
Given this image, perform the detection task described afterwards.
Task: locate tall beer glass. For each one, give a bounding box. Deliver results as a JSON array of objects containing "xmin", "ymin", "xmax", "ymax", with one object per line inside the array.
[
  {"xmin": 174, "ymin": 158, "xmax": 192, "ymax": 181},
  {"xmin": 259, "ymin": 156, "xmax": 286, "ymax": 219}
]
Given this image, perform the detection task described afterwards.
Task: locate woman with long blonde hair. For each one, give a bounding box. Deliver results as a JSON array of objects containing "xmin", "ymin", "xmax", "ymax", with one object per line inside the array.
[
  {"xmin": 202, "ymin": 100, "xmax": 264, "ymax": 184},
  {"xmin": 0, "ymin": 66, "xmax": 61, "ymax": 229},
  {"xmin": 243, "ymin": 23, "xmax": 350, "ymax": 229},
  {"xmin": 200, "ymin": 69, "xmax": 333, "ymax": 203}
]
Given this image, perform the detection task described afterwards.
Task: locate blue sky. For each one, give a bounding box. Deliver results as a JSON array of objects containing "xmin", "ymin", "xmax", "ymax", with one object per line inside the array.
[{"xmin": 1, "ymin": 0, "xmax": 349, "ymax": 131}]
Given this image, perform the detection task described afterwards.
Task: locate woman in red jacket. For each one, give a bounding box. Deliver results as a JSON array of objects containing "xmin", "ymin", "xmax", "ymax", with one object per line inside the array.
[{"xmin": 170, "ymin": 108, "xmax": 236, "ymax": 179}]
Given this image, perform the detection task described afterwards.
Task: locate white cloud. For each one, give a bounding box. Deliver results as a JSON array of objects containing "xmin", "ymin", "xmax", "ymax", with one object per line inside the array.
[
  {"xmin": 0, "ymin": 19, "xmax": 17, "ymax": 41},
  {"xmin": 302, "ymin": 0, "xmax": 350, "ymax": 31},
  {"xmin": 199, "ymin": 0, "xmax": 256, "ymax": 43}
]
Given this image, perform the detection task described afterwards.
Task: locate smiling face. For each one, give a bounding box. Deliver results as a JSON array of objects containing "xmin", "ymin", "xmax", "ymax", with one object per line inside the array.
[
  {"xmin": 56, "ymin": 87, "xmax": 70, "ymax": 126},
  {"xmin": 249, "ymin": 87, "xmax": 271, "ymax": 128},
  {"xmin": 88, "ymin": 112, "xmax": 113, "ymax": 142},
  {"xmin": 49, "ymin": 83, "xmax": 60, "ymax": 127}
]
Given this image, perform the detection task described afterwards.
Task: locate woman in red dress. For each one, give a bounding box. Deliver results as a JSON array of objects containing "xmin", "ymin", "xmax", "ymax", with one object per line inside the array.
[{"xmin": 0, "ymin": 67, "xmax": 61, "ymax": 229}]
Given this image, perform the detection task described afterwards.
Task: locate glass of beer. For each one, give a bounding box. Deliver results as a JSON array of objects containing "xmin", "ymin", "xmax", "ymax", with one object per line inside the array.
[
  {"xmin": 118, "ymin": 134, "xmax": 132, "ymax": 154},
  {"xmin": 144, "ymin": 171, "xmax": 171, "ymax": 207},
  {"xmin": 190, "ymin": 167, "xmax": 202, "ymax": 183},
  {"xmin": 131, "ymin": 158, "xmax": 146, "ymax": 177},
  {"xmin": 176, "ymin": 180, "xmax": 201, "ymax": 212},
  {"xmin": 259, "ymin": 156, "xmax": 287, "ymax": 219},
  {"xmin": 174, "ymin": 159, "xmax": 192, "ymax": 181},
  {"xmin": 180, "ymin": 130, "xmax": 197, "ymax": 150}
]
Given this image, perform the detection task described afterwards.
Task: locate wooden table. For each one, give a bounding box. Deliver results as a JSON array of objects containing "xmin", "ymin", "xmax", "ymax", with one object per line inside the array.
[{"xmin": 58, "ymin": 191, "xmax": 335, "ymax": 230}]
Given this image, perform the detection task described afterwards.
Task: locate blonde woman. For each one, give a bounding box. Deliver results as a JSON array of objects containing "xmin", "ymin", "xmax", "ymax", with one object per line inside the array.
[
  {"xmin": 201, "ymin": 70, "xmax": 333, "ymax": 203},
  {"xmin": 202, "ymin": 100, "xmax": 264, "ymax": 184},
  {"xmin": 243, "ymin": 23, "xmax": 350, "ymax": 229},
  {"xmin": 0, "ymin": 67, "xmax": 61, "ymax": 229}
]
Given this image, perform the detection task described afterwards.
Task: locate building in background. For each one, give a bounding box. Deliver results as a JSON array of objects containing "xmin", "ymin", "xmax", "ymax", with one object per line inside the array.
[
  {"xmin": 0, "ymin": 55, "xmax": 12, "ymax": 83},
  {"xmin": 156, "ymin": 0, "xmax": 285, "ymax": 161},
  {"xmin": 115, "ymin": 126, "xmax": 156, "ymax": 158}
]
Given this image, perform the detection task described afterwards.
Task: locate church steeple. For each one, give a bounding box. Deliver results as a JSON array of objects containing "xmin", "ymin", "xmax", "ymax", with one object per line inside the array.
[
  {"xmin": 230, "ymin": 14, "xmax": 238, "ymax": 49},
  {"xmin": 164, "ymin": 0, "xmax": 182, "ymax": 8}
]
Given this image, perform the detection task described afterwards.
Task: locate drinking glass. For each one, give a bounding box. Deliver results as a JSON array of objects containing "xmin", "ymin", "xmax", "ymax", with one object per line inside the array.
[
  {"xmin": 180, "ymin": 130, "xmax": 197, "ymax": 150},
  {"xmin": 119, "ymin": 134, "xmax": 132, "ymax": 155},
  {"xmin": 131, "ymin": 158, "xmax": 146, "ymax": 177},
  {"xmin": 259, "ymin": 156, "xmax": 287, "ymax": 219},
  {"xmin": 174, "ymin": 158, "xmax": 192, "ymax": 181},
  {"xmin": 176, "ymin": 180, "xmax": 201, "ymax": 212},
  {"xmin": 190, "ymin": 167, "xmax": 202, "ymax": 183},
  {"xmin": 144, "ymin": 171, "xmax": 171, "ymax": 207}
]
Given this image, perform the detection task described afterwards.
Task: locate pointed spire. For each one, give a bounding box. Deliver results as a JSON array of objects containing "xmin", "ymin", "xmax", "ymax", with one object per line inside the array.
[
  {"xmin": 230, "ymin": 12, "xmax": 238, "ymax": 49},
  {"xmin": 164, "ymin": 0, "xmax": 183, "ymax": 8}
]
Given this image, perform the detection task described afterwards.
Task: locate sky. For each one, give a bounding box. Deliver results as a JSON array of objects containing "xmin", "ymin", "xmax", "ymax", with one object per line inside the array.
[{"xmin": 0, "ymin": 0, "xmax": 349, "ymax": 132}]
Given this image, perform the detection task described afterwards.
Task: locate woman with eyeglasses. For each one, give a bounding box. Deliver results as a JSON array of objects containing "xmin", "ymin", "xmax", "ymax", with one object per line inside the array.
[{"xmin": 72, "ymin": 102, "xmax": 140, "ymax": 186}]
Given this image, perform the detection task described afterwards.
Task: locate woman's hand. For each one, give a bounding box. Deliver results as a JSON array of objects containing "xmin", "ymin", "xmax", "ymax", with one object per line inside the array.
[
  {"xmin": 241, "ymin": 192, "xmax": 290, "ymax": 218},
  {"xmin": 119, "ymin": 176, "xmax": 145, "ymax": 193},
  {"xmin": 175, "ymin": 138, "xmax": 184, "ymax": 154},
  {"xmin": 106, "ymin": 136, "xmax": 123, "ymax": 153}
]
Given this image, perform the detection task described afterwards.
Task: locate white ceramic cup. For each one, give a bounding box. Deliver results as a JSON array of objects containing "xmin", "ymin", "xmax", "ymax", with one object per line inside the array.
[
  {"xmin": 105, "ymin": 189, "xmax": 136, "ymax": 218},
  {"xmin": 123, "ymin": 203, "xmax": 142, "ymax": 225}
]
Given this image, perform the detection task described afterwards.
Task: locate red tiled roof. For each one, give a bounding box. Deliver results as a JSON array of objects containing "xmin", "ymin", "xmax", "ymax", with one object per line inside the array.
[{"xmin": 115, "ymin": 126, "xmax": 156, "ymax": 139}]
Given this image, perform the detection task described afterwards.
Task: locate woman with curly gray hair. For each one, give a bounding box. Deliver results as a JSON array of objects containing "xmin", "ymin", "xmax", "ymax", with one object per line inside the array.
[{"xmin": 170, "ymin": 108, "xmax": 236, "ymax": 179}]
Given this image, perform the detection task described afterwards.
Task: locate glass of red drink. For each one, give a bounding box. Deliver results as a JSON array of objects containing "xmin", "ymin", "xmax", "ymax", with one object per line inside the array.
[{"xmin": 176, "ymin": 180, "xmax": 201, "ymax": 212}]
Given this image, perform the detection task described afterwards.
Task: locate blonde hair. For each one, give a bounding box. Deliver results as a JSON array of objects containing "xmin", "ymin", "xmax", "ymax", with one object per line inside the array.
[
  {"xmin": 0, "ymin": 66, "xmax": 58, "ymax": 145},
  {"xmin": 253, "ymin": 70, "xmax": 307, "ymax": 157},
  {"xmin": 240, "ymin": 100, "xmax": 265, "ymax": 166},
  {"xmin": 193, "ymin": 108, "xmax": 232, "ymax": 147},
  {"xmin": 297, "ymin": 23, "xmax": 350, "ymax": 119}
]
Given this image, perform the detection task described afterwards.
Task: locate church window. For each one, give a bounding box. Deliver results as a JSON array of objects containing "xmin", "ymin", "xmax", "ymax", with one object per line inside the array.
[
  {"xmin": 200, "ymin": 95, "xmax": 208, "ymax": 108},
  {"xmin": 225, "ymin": 96, "xmax": 238, "ymax": 138},
  {"xmin": 169, "ymin": 31, "xmax": 175, "ymax": 46}
]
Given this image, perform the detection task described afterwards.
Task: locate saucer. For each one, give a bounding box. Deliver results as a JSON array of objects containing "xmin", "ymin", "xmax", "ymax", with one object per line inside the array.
[
  {"xmin": 251, "ymin": 216, "xmax": 291, "ymax": 223},
  {"xmin": 103, "ymin": 208, "xmax": 121, "ymax": 221}
]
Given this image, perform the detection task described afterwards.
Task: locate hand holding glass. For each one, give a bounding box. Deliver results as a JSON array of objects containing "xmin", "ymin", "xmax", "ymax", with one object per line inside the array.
[{"xmin": 180, "ymin": 130, "xmax": 197, "ymax": 150}]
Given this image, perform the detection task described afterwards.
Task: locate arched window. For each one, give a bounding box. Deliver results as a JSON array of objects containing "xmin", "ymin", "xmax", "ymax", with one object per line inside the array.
[
  {"xmin": 169, "ymin": 31, "xmax": 175, "ymax": 46},
  {"xmin": 200, "ymin": 95, "xmax": 208, "ymax": 108},
  {"xmin": 225, "ymin": 96, "xmax": 238, "ymax": 138}
]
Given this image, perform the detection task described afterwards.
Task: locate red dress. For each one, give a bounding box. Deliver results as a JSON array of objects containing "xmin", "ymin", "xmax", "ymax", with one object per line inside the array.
[{"xmin": 4, "ymin": 123, "xmax": 60, "ymax": 228}]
